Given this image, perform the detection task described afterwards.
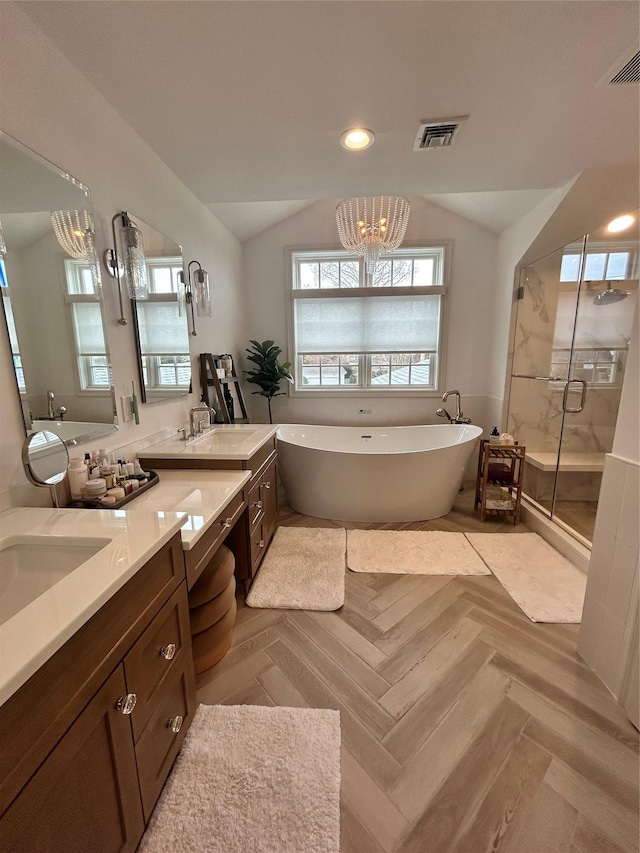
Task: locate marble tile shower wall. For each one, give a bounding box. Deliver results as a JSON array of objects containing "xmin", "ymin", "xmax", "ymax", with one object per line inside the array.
[
  {"xmin": 507, "ymin": 267, "xmax": 622, "ymax": 454},
  {"xmin": 579, "ymin": 453, "xmax": 640, "ymax": 698}
]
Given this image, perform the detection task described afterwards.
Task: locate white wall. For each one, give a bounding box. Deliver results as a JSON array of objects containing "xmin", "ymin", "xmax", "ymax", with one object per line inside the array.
[
  {"xmin": 579, "ymin": 310, "xmax": 639, "ymax": 722},
  {"xmin": 242, "ymin": 196, "xmax": 499, "ymax": 431},
  {"xmin": 0, "ymin": 4, "xmax": 245, "ymax": 509}
]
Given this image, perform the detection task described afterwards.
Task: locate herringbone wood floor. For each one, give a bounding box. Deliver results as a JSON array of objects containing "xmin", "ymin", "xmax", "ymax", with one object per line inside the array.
[{"xmin": 196, "ymin": 488, "xmax": 639, "ymax": 852}]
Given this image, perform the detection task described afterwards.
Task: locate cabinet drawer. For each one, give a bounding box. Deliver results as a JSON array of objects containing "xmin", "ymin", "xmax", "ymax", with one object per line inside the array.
[
  {"xmin": 184, "ymin": 490, "xmax": 246, "ymax": 589},
  {"xmin": 124, "ymin": 584, "xmax": 191, "ymax": 742},
  {"xmin": 250, "ymin": 520, "xmax": 268, "ymax": 572},
  {"xmin": 247, "ymin": 445, "xmax": 277, "ymax": 489},
  {"xmin": 135, "ymin": 663, "xmax": 195, "ymax": 822},
  {"xmin": 247, "ymin": 478, "xmax": 265, "ymax": 530}
]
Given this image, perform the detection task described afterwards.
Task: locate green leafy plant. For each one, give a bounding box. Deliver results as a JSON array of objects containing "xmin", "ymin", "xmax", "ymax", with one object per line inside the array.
[{"xmin": 244, "ymin": 339, "xmax": 293, "ymax": 423}]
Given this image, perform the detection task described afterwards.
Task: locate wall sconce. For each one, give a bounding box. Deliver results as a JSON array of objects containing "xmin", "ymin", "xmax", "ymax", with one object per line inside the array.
[
  {"xmin": 50, "ymin": 209, "xmax": 102, "ymax": 298},
  {"xmin": 103, "ymin": 211, "xmax": 149, "ymax": 326},
  {"xmin": 178, "ymin": 260, "xmax": 211, "ymax": 336}
]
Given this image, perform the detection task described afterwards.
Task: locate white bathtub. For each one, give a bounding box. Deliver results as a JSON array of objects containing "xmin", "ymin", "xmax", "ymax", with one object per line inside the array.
[{"xmin": 277, "ymin": 423, "xmax": 483, "ymax": 522}]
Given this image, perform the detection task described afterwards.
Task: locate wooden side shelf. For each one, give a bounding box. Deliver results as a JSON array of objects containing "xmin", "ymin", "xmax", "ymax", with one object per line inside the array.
[
  {"xmin": 199, "ymin": 353, "xmax": 249, "ymax": 424},
  {"xmin": 474, "ymin": 440, "xmax": 526, "ymax": 524}
]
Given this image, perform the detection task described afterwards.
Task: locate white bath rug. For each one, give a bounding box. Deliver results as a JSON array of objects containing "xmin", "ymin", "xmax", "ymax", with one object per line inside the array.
[
  {"xmin": 465, "ymin": 532, "xmax": 586, "ymax": 623},
  {"xmin": 139, "ymin": 704, "xmax": 341, "ymax": 853},
  {"xmin": 346, "ymin": 530, "xmax": 491, "ymax": 575},
  {"xmin": 246, "ymin": 526, "xmax": 346, "ymax": 610}
]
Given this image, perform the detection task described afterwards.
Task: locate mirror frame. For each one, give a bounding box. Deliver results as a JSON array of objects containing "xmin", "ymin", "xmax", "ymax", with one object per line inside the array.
[{"xmin": 123, "ymin": 214, "xmax": 192, "ymax": 403}]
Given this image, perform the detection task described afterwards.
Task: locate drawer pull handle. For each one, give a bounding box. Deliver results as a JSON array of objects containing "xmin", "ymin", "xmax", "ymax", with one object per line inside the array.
[
  {"xmin": 259, "ymin": 539, "xmax": 265, "ymax": 548},
  {"xmin": 221, "ymin": 517, "xmax": 233, "ymax": 529},
  {"xmin": 160, "ymin": 643, "xmax": 176, "ymax": 661},
  {"xmin": 252, "ymin": 500, "xmax": 263, "ymax": 509},
  {"xmin": 264, "ymin": 482, "xmax": 271, "ymax": 489},
  {"xmin": 117, "ymin": 693, "xmax": 137, "ymax": 715},
  {"xmin": 167, "ymin": 715, "xmax": 183, "ymax": 734}
]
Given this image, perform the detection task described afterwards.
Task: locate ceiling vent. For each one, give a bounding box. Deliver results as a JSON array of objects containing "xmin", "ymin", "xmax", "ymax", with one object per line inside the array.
[
  {"xmin": 413, "ymin": 116, "xmax": 468, "ymax": 151},
  {"xmin": 609, "ymin": 49, "xmax": 640, "ymax": 85}
]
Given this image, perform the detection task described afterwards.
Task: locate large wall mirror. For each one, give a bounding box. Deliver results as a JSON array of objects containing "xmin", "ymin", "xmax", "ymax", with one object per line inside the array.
[
  {"xmin": 0, "ymin": 131, "xmax": 117, "ymax": 445},
  {"xmin": 128, "ymin": 215, "xmax": 191, "ymax": 402}
]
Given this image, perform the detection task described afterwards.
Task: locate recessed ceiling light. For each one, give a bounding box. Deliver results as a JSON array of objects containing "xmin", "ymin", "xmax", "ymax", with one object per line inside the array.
[
  {"xmin": 340, "ymin": 128, "xmax": 375, "ymax": 151},
  {"xmin": 607, "ymin": 213, "xmax": 635, "ymax": 233}
]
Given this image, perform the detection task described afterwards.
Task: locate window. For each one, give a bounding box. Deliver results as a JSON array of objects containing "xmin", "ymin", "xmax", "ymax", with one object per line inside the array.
[
  {"xmin": 1, "ymin": 290, "xmax": 25, "ymax": 392},
  {"xmin": 559, "ymin": 249, "xmax": 634, "ymax": 281},
  {"xmin": 134, "ymin": 257, "xmax": 190, "ymax": 393},
  {"xmin": 64, "ymin": 260, "xmax": 110, "ymax": 391},
  {"xmin": 290, "ymin": 247, "xmax": 446, "ymax": 392}
]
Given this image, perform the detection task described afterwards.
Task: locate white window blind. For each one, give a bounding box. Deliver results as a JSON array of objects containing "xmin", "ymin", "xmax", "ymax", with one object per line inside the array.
[
  {"xmin": 136, "ymin": 301, "xmax": 189, "ymax": 355},
  {"xmin": 72, "ymin": 302, "xmax": 106, "ymax": 355},
  {"xmin": 295, "ymin": 294, "xmax": 440, "ymax": 354}
]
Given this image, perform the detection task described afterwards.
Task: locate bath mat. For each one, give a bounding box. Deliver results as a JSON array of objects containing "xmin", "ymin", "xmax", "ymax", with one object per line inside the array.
[
  {"xmin": 246, "ymin": 526, "xmax": 346, "ymax": 610},
  {"xmin": 139, "ymin": 704, "xmax": 341, "ymax": 853},
  {"xmin": 465, "ymin": 532, "xmax": 586, "ymax": 623},
  {"xmin": 346, "ymin": 530, "xmax": 491, "ymax": 575}
]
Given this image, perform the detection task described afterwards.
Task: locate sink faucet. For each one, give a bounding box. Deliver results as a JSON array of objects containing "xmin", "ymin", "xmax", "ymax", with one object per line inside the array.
[{"xmin": 437, "ymin": 389, "xmax": 472, "ymax": 424}]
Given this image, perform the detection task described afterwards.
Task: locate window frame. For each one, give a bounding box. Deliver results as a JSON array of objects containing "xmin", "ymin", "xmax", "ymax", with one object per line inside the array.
[
  {"xmin": 286, "ymin": 243, "xmax": 449, "ymax": 397},
  {"xmin": 64, "ymin": 259, "xmax": 112, "ymax": 395}
]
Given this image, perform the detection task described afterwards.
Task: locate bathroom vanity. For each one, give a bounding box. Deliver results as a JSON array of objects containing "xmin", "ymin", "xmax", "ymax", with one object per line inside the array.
[
  {"xmin": 0, "ymin": 507, "xmax": 191, "ymax": 851},
  {"xmin": 139, "ymin": 424, "xmax": 279, "ymax": 588}
]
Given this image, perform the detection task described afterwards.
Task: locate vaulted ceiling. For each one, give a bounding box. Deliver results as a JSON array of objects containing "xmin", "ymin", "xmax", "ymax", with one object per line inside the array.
[{"xmin": 19, "ymin": 1, "xmax": 640, "ymax": 239}]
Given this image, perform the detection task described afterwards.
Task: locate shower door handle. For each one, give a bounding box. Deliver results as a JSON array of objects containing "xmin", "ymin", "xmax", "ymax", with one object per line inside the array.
[{"xmin": 563, "ymin": 379, "xmax": 587, "ymax": 413}]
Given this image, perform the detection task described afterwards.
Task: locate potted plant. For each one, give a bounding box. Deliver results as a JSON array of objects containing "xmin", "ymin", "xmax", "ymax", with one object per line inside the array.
[{"xmin": 244, "ymin": 339, "xmax": 293, "ymax": 424}]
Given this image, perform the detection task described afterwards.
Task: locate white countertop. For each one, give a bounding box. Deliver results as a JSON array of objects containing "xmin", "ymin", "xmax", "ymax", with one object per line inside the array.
[
  {"xmin": 0, "ymin": 506, "xmax": 186, "ymax": 707},
  {"xmin": 125, "ymin": 469, "xmax": 251, "ymax": 550},
  {"xmin": 138, "ymin": 424, "xmax": 278, "ymax": 461}
]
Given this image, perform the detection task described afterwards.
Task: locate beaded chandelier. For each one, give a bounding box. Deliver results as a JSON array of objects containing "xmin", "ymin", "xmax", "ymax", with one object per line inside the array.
[
  {"xmin": 50, "ymin": 209, "xmax": 102, "ymax": 297},
  {"xmin": 335, "ymin": 196, "xmax": 410, "ymax": 274}
]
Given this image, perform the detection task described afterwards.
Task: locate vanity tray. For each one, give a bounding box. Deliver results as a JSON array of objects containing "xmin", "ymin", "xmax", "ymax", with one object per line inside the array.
[{"xmin": 66, "ymin": 470, "xmax": 160, "ymax": 510}]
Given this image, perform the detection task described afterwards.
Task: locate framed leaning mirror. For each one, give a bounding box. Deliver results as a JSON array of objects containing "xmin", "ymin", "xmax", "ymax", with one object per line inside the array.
[
  {"xmin": 126, "ymin": 215, "xmax": 191, "ymax": 403},
  {"xmin": 0, "ymin": 130, "xmax": 117, "ymax": 446}
]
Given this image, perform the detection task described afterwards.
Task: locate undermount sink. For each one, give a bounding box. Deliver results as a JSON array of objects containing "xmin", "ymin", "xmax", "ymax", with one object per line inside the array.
[
  {"xmin": 191, "ymin": 429, "xmax": 257, "ymax": 447},
  {"xmin": 0, "ymin": 536, "xmax": 112, "ymax": 625}
]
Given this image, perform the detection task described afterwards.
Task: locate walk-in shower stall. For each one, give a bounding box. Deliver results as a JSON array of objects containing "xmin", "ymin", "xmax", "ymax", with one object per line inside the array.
[{"xmin": 506, "ymin": 214, "xmax": 638, "ymax": 543}]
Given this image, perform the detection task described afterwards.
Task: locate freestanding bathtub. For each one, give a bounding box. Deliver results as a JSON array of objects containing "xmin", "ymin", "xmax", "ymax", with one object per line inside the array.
[{"xmin": 277, "ymin": 423, "xmax": 483, "ymax": 522}]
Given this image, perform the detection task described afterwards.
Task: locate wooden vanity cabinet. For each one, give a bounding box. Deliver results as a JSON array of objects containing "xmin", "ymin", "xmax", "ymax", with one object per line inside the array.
[
  {"xmin": 0, "ymin": 532, "xmax": 196, "ymax": 853},
  {"xmin": 145, "ymin": 437, "xmax": 279, "ymax": 590}
]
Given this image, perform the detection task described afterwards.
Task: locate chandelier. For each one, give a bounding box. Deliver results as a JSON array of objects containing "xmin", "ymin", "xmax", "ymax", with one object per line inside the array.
[
  {"xmin": 335, "ymin": 196, "xmax": 410, "ymax": 274},
  {"xmin": 50, "ymin": 209, "xmax": 102, "ymax": 297}
]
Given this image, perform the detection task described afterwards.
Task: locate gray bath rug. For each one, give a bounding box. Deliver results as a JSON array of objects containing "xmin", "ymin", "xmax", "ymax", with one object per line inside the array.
[
  {"xmin": 347, "ymin": 530, "xmax": 491, "ymax": 575},
  {"xmin": 465, "ymin": 532, "xmax": 586, "ymax": 623},
  {"xmin": 139, "ymin": 704, "xmax": 341, "ymax": 853},
  {"xmin": 246, "ymin": 526, "xmax": 346, "ymax": 610}
]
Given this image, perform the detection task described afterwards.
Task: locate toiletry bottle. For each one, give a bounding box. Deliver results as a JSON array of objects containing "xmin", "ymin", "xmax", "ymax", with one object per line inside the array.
[
  {"xmin": 223, "ymin": 386, "xmax": 235, "ymax": 422},
  {"xmin": 68, "ymin": 457, "xmax": 89, "ymax": 499},
  {"xmin": 212, "ymin": 395, "xmax": 224, "ymax": 424},
  {"xmin": 489, "ymin": 426, "xmax": 500, "ymax": 444},
  {"xmin": 99, "ymin": 453, "xmax": 113, "ymax": 489}
]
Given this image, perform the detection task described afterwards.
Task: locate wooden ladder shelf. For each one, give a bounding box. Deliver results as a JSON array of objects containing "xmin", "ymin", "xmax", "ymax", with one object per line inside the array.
[{"xmin": 199, "ymin": 353, "xmax": 249, "ymax": 424}]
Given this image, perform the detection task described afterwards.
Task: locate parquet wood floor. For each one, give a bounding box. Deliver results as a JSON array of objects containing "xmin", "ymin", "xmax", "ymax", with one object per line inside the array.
[{"xmin": 196, "ymin": 487, "xmax": 639, "ymax": 852}]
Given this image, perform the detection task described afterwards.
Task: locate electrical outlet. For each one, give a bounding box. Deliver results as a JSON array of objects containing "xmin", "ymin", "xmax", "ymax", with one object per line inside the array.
[
  {"xmin": 120, "ymin": 395, "xmax": 133, "ymax": 422},
  {"xmin": 358, "ymin": 408, "xmax": 372, "ymax": 414}
]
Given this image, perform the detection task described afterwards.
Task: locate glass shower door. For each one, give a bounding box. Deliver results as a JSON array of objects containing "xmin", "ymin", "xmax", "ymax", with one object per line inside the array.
[
  {"xmin": 554, "ymin": 217, "xmax": 639, "ymax": 540},
  {"xmin": 507, "ymin": 242, "xmax": 583, "ymax": 517}
]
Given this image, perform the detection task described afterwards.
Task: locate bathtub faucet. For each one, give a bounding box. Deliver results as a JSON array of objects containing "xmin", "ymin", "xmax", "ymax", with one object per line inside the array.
[{"xmin": 439, "ymin": 390, "xmax": 471, "ymax": 424}]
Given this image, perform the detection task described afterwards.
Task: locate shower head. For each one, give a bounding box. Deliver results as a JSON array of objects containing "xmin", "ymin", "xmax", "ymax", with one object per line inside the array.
[{"xmin": 592, "ymin": 283, "xmax": 629, "ymax": 306}]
